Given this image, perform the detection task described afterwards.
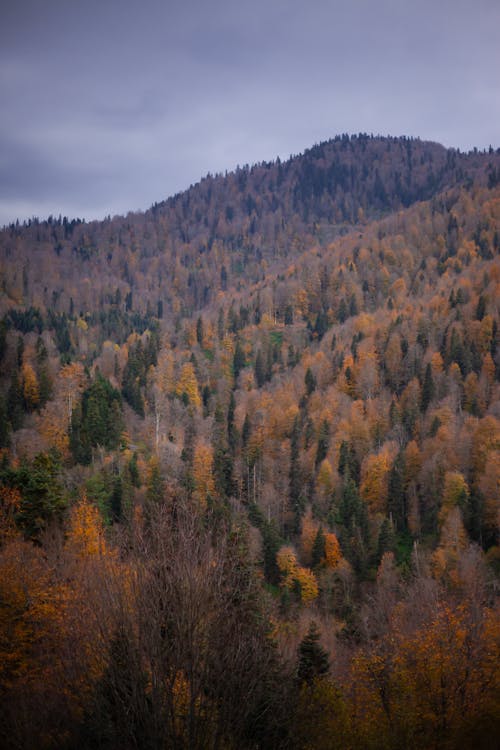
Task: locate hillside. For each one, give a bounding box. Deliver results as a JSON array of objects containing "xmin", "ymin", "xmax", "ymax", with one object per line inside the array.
[{"xmin": 0, "ymin": 134, "xmax": 499, "ymax": 749}]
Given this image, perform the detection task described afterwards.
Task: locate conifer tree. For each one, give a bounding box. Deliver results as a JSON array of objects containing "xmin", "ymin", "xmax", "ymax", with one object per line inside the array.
[
  {"xmin": 297, "ymin": 621, "xmax": 329, "ymax": 684},
  {"xmin": 421, "ymin": 362, "xmax": 435, "ymax": 411},
  {"xmin": 311, "ymin": 526, "xmax": 326, "ymax": 568}
]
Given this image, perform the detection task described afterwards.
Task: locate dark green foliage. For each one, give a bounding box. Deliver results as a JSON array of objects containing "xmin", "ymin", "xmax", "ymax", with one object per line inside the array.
[
  {"xmin": 387, "ymin": 451, "xmax": 407, "ymax": 531},
  {"xmin": 254, "ymin": 349, "xmax": 266, "ymax": 388},
  {"xmin": 312, "ymin": 309, "xmax": 328, "ymax": 340},
  {"xmin": 227, "ymin": 392, "xmax": 237, "ymax": 447},
  {"xmin": 37, "ymin": 366, "xmax": 52, "ymax": 407},
  {"xmin": 5, "ymin": 307, "xmax": 44, "ymax": 334},
  {"xmin": 196, "ymin": 315, "xmax": 204, "ymax": 345},
  {"xmin": 128, "ymin": 453, "xmax": 141, "ymax": 488},
  {"xmin": 311, "ymin": 526, "xmax": 326, "ymax": 568},
  {"xmin": 315, "ymin": 419, "xmax": 329, "ymax": 468},
  {"xmin": 377, "ymin": 517, "xmax": 395, "ymax": 563},
  {"xmin": 7, "ymin": 372, "xmax": 24, "ymax": 431},
  {"xmin": 70, "ymin": 373, "xmax": 123, "ymax": 464},
  {"xmin": 0, "ymin": 319, "xmax": 6, "ymax": 362},
  {"xmin": 421, "ymin": 362, "xmax": 435, "ymax": 411},
  {"xmin": 233, "ymin": 339, "xmax": 246, "ymax": 379},
  {"xmin": 338, "ymin": 440, "xmax": 360, "ymax": 485},
  {"xmin": 48, "ymin": 311, "xmax": 72, "ymax": 356},
  {"xmin": 475, "ymin": 294, "xmax": 486, "ymax": 321},
  {"xmin": 248, "ymin": 503, "xmax": 284, "ymax": 584},
  {"xmin": 15, "ymin": 450, "xmax": 66, "ymax": 539},
  {"xmin": 16, "ymin": 335, "xmax": 24, "ymax": 367},
  {"xmin": 242, "ymin": 414, "xmax": 251, "ymax": 448},
  {"xmin": 110, "ymin": 475, "xmax": 123, "ymax": 522},
  {"xmin": 338, "ymin": 478, "xmax": 369, "ymax": 573},
  {"xmin": 349, "ymin": 293, "xmax": 358, "ymax": 317},
  {"xmin": 304, "ymin": 366, "xmax": 316, "ymax": 396},
  {"xmin": 122, "ymin": 335, "xmax": 159, "ymax": 417},
  {"xmin": 146, "ymin": 461, "xmax": 165, "ymax": 505},
  {"xmin": 0, "ymin": 395, "xmax": 10, "ymax": 448},
  {"xmin": 284, "ymin": 305, "xmax": 294, "ymax": 325},
  {"xmin": 213, "ymin": 443, "xmax": 234, "ymax": 498},
  {"xmin": 297, "ymin": 621, "xmax": 329, "ymax": 684}
]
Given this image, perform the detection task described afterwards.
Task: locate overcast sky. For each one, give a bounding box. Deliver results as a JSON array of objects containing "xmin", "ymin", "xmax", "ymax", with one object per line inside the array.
[{"xmin": 1, "ymin": 0, "xmax": 499, "ymax": 227}]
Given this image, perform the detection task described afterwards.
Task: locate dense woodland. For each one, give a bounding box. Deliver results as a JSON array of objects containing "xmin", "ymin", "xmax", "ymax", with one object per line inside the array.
[{"xmin": 0, "ymin": 134, "xmax": 499, "ymax": 749}]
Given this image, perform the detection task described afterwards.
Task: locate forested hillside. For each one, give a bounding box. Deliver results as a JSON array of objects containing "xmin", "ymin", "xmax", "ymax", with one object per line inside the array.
[{"xmin": 1, "ymin": 135, "xmax": 499, "ymax": 749}]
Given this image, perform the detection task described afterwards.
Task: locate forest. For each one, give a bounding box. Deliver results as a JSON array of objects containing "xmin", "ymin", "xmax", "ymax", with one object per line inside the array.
[{"xmin": 0, "ymin": 134, "xmax": 499, "ymax": 749}]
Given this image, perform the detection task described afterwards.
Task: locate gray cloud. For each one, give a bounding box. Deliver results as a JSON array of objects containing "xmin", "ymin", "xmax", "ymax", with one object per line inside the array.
[{"xmin": 1, "ymin": 0, "xmax": 499, "ymax": 226}]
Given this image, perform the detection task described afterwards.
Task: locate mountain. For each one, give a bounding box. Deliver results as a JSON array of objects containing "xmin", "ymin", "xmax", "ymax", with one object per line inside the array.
[{"xmin": 0, "ymin": 134, "xmax": 499, "ymax": 749}]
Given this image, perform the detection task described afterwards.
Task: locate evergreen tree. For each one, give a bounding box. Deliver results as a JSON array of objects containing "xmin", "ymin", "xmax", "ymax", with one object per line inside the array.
[
  {"xmin": 16, "ymin": 450, "xmax": 66, "ymax": 539},
  {"xmin": 475, "ymin": 294, "xmax": 486, "ymax": 321},
  {"xmin": 305, "ymin": 367, "xmax": 316, "ymax": 396},
  {"xmin": 338, "ymin": 298, "xmax": 348, "ymax": 323},
  {"xmin": 71, "ymin": 374, "xmax": 123, "ymax": 464},
  {"xmin": 387, "ymin": 451, "xmax": 407, "ymax": 531},
  {"xmin": 196, "ymin": 315, "xmax": 204, "ymax": 346},
  {"xmin": 297, "ymin": 621, "xmax": 329, "ymax": 684},
  {"xmin": 421, "ymin": 362, "xmax": 435, "ymax": 411},
  {"xmin": 242, "ymin": 413, "xmax": 251, "ymax": 449},
  {"xmin": 110, "ymin": 475, "xmax": 123, "ymax": 522},
  {"xmin": 338, "ymin": 440, "xmax": 360, "ymax": 485},
  {"xmin": 128, "ymin": 453, "xmax": 141, "ymax": 488},
  {"xmin": 7, "ymin": 372, "xmax": 24, "ymax": 431},
  {"xmin": 311, "ymin": 526, "xmax": 326, "ymax": 568},
  {"xmin": 315, "ymin": 419, "xmax": 329, "ymax": 468},
  {"xmin": 227, "ymin": 392, "xmax": 237, "ymax": 447},
  {"xmin": 377, "ymin": 517, "xmax": 395, "ymax": 563},
  {"xmin": 0, "ymin": 395, "xmax": 10, "ymax": 448},
  {"xmin": 146, "ymin": 458, "xmax": 164, "ymax": 504},
  {"xmin": 254, "ymin": 350, "xmax": 266, "ymax": 388},
  {"xmin": 233, "ymin": 339, "xmax": 246, "ymax": 380}
]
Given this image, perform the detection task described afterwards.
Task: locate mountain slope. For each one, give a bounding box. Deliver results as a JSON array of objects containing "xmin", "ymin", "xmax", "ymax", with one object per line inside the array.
[{"xmin": 0, "ymin": 133, "xmax": 499, "ymax": 748}]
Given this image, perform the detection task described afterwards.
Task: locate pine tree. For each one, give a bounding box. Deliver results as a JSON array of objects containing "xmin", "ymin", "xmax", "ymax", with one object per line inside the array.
[
  {"xmin": 387, "ymin": 451, "xmax": 407, "ymax": 531},
  {"xmin": 315, "ymin": 419, "xmax": 329, "ymax": 468},
  {"xmin": 377, "ymin": 517, "xmax": 395, "ymax": 563},
  {"xmin": 196, "ymin": 315, "xmax": 204, "ymax": 346},
  {"xmin": 311, "ymin": 526, "xmax": 326, "ymax": 568},
  {"xmin": 305, "ymin": 367, "xmax": 316, "ymax": 396},
  {"xmin": 297, "ymin": 621, "xmax": 329, "ymax": 684},
  {"xmin": 254, "ymin": 350, "xmax": 266, "ymax": 388},
  {"xmin": 421, "ymin": 362, "xmax": 435, "ymax": 411},
  {"xmin": 233, "ymin": 340, "xmax": 246, "ymax": 380}
]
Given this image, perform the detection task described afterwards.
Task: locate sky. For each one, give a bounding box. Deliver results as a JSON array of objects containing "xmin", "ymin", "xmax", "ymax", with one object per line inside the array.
[{"xmin": 1, "ymin": 0, "xmax": 499, "ymax": 227}]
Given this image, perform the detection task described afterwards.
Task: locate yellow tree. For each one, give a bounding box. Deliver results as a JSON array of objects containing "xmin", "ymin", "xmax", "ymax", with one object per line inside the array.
[
  {"xmin": 192, "ymin": 442, "xmax": 216, "ymax": 510},
  {"xmin": 22, "ymin": 362, "xmax": 40, "ymax": 411},
  {"xmin": 175, "ymin": 362, "xmax": 201, "ymax": 408},
  {"xmin": 360, "ymin": 444, "xmax": 396, "ymax": 514}
]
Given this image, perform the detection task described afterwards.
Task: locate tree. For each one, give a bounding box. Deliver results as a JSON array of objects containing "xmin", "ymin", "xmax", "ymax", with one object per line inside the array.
[
  {"xmin": 387, "ymin": 450, "xmax": 407, "ymax": 531},
  {"xmin": 311, "ymin": 526, "xmax": 326, "ymax": 568},
  {"xmin": 289, "ymin": 416, "xmax": 304, "ymax": 531},
  {"xmin": 315, "ymin": 419, "xmax": 330, "ymax": 468},
  {"xmin": 196, "ymin": 315, "xmax": 204, "ymax": 346},
  {"xmin": 254, "ymin": 350, "xmax": 266, "ymax": 388},
  {"xmin": 305, "ymin": 366, "xmax": 316, "ymax": 396},
  {"xmin": 175, "ymin": 362, "xmax": 201, "ymax": 408},
  {"xmin": 233, "ymin": 339, "xmax": 246, "ymax": 380},
  {"xmin": 16, "ymin": 450, "xmax": 66, "ymax": 539},
  {"xmin": 421, "ymin": 362, "xmax": 435, "ymax": 411},
  {"xmin": 297, "ymin": 621, "xmax": 329, "ymax": 684},
  {"xmin": 22, "ymin": 363, "xmax": 40, "ymax": 411}
]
